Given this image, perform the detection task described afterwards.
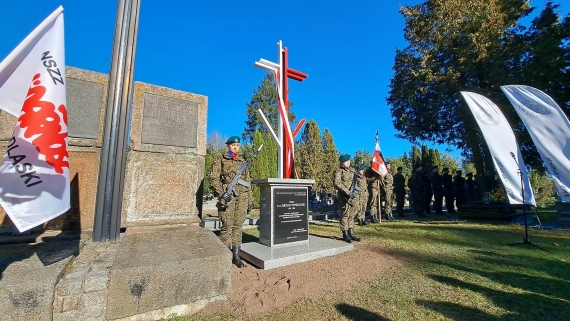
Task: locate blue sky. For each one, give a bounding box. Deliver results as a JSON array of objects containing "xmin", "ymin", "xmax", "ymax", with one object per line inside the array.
[{"xmin": 1, "ymin": 0, "xmax": 563, "ymax": 161}]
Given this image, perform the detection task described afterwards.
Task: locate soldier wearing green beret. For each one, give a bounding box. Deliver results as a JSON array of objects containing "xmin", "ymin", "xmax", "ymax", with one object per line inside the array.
[
  {"xmin": 209, "ymin": 136, "xmax": 253, "ymax": 268},
  {"xmin": 355, "ymin": 164, "xmax": 369, "ymax": 226},
  {"xmin": 333, "ymin": 154, "xmax": 362, "ymax": 243}
]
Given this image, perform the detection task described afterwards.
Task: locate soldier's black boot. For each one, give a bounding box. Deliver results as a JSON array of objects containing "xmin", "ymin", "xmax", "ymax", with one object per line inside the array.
[
  {"xmin": 358, "ymin": 219, "xmax": 367, "ymax": 226},
  {"xmin": 342, "ymin": 230, "xmax": 352, "ymax": 243},
  {"xmin": 348, "ymin": 228, "xmax": 362, "ymax": 242},
  {"xmin": 231, "ymin": 246, "xmax": 244, "ymax": 268},
  {"xmin": 371, "ymin": 214, "xmax": 379, "ymax": 223},
  {"xmin": 362, "ymin": 219, "xmax": 368, "ymax": 226},
  {"xmin": 388, "ymin": 213, "xmax": 395, "ymax": 220}
]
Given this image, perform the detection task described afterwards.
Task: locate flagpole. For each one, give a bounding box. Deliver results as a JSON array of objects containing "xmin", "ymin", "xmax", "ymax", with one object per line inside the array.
[{"xmin": 93, "ymin": 0, "xmax": 140, "ymax": 242}]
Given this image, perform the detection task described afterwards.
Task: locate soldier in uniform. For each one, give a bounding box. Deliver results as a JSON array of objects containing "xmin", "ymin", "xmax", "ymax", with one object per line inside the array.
[
  {"xmin": 431, "ymin": 166, "xmax": 444, "ymax": 214},
  {"xmin": 442, "ymin": 167, "xmax": 456, "ymax": 213},
  {"xmin": 333, "ymin": 154, "xmax": 362, "ymax": 242},
  {"xmin": 393, "ymin": 166, "xmax": 406, "ymax": 217},
  {"xmin": 409, "ymin": 164, "xmax": 427, "ymax": 217},
  {"xmin": 365, "ymin": 164, "xmax": 381, "ymax": 223},
  {"xmin": 454, "ymin": 170, "xmax": 467, "ymax": 206},
  {"xmin": 355, "ymin": 164, "xmax": 369, "ymax": 226},
  {"xmin": 382, "ymin": 162, "xmax": 394, "ymax": 220},
  {"xmin": 209, "ymin": 136, "xmax": 253, "ymax": 268}
]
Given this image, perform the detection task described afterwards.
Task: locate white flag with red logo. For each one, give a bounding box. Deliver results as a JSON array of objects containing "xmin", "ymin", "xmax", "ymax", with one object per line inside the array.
[
  {"xmin": 371, "ymin": 132, "xmax": 388, "ymax": 176},
  {"xmin": 0, "ymin": 6, "xmax": 70, "ymax": 232}
]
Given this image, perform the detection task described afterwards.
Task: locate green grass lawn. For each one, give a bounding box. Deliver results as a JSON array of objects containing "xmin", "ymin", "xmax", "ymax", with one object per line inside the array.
[{"xmin": 183, "ymin": 208, "xmax": 570, "ymax": 321}]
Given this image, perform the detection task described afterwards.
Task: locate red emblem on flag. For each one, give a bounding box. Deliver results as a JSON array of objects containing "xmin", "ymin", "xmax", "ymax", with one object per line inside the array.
[{"xmin": 371, "ymin": 132, "xmax": 388, "ymax": 176}]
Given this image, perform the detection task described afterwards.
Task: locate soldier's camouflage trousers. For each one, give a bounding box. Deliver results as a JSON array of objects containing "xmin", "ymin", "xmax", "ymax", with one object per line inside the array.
[
  {"xmin": 384, "ymin": 191, "xmax": 394, "ymax": 215},
  {"xmin": 338, "ymin": 196, "xmax": 356, "ymax": 231},
  {"xmin": 356, "ymin": 194, "xmax": 367, "ymax": 220},
  {"xmin": 218, "ymin": 193, "xmax": 248, "ymax": 247}
]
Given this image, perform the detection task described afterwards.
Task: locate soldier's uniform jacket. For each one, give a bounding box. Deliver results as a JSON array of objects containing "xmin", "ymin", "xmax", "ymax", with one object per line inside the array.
[
  {"xmin": 382, "ymin": 172, "xmax": 393, "ymax": 195},
  {"xmin": 393, "ymin": 173, "xmax": 406, "ymax": 193},
  {"xmin": 333, "ymin": 166, "xmax": 355, "ymax": 199},
  {"xmin": 408, "ymin": 170, "xmax": 426, "ymax": 197},
  {"xmin": 431, "ymin": 172, "xmax": 444, "ymax": 194},
  {"xmin": 209, "ymin": 153, "xmax": 252, "ymax": 203},
  {"xmin": 365, "ymin": 168, "xmax": 381, "ymax": 191},
  {"xmin": 356, "ymin": 173, "xmax": 368, "ymax": 200}
]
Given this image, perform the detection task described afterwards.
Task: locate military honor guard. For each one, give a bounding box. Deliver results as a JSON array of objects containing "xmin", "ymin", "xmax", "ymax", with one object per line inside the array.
[
  {"xmin": 382, "ymin": 162, "xmax": 395, "ymax": 220},
  {"xmin": 355, "ymin": 164, "xmax": 369, "ymax": 226},
  {"xmin": 365, "ymin": 164, "xmax": 381, "ymax": 223},
  {"xmin": 209, "ymin": 136, "xmax": 253, "ymax": 268},
  {"xmin": 333, "ymin": 154, "xmax": 362, "ymax": 243}
]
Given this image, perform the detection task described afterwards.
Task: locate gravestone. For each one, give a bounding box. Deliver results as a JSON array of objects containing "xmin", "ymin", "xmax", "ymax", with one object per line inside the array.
[{"xmin": 240, "ymin": 178, "xmax": 353, "ymax": 270}]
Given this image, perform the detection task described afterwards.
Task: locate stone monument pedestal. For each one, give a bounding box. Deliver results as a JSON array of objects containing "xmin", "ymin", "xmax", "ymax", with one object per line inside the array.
[{"xmin": 240, "ymin": 178, "xmax": 352, "ymax": 270}]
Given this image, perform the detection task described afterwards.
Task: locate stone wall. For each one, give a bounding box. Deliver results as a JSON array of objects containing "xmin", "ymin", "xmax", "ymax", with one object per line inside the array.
[
  {"xmin": 0, "ymin": 69, "xmax": 208, "ymax": 233},
  {"xmin": 122, "ymin": 82, "xmax": 208, "ymax": 227}
]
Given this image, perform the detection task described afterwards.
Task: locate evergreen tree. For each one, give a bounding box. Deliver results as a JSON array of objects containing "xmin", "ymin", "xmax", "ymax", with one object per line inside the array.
[
  {"xmin": 322, "ymin": 128, "xmax": 339, "ymax": 193},
  {"xmin": 430, "ymin": 148, "xmax": 442, "ymax": 170},
  {"xmin": 297, "ymin": 120, "xmax": 326, "ymax": 191},
  {"xmin": 248, "ymin": 130, "xmax": 278, "ymax": 207},
  {"xmin": 421, "ymin": 145, "xmax": 432, "ymax": 170},
  {"xmin": 353, "ymin": 150, "xmax": 373, "ymax": 169},
  {"xmin": 411, "ymin": 145, "xmax": 422, "ymax": 169},
  {"xmin": 243, "ymin": 73, "xmax": 296, "ymax": 143}
]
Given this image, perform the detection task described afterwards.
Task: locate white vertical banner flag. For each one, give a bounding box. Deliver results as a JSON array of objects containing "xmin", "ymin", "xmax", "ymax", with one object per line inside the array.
[
  {"xmin": 0, "ymin": 6, "xmax": 70, "ymax": 232},
  {"xmin": 501, "ymin": 85, "xmax": 570, "ymax": 202},
  {"xmin": 461, "ymin": 91, "xmax": 536, "ymax": 205}
]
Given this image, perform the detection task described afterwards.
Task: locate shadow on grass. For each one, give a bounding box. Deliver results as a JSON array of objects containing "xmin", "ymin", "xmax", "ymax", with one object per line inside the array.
[
  {"xmin": 427, "ymin": 274, "xmax": 569, "ymax": 320},
  {"xmin": 416, "ymin": 300, "xmax": 501, "ymax": 321},
  {"xmin": 336, "ymin": 303, "xmax": 390, "ymax": 321}
]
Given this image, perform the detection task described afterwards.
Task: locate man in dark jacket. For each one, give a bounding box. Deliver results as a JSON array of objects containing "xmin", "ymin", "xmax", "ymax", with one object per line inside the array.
[
  {"xmin": 442, "ymin": 168, "xmax": 456, "ymax": 214},
  {"xmin": 431, "ymin": 166, "xmax": 444, "ymax": 214},
  {"xmin": 393, "ymin": 166, "xmax": 406, "ymax": 217}
]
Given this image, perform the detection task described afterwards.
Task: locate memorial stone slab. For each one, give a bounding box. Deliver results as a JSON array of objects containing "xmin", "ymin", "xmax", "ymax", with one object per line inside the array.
[
  {"xmin": 129, "ymin": 82, "xmax": 207, "ymax": 155},
  {"xmin": 240, "ymin": 178, "xmax": 353, "ymax": 270},
  {"xmin": 65, "ymin": 67, "xmax": 108, "ymax": 147},
  {"xmin": 66, "ymin": 78, "xmax": 104, "ymax": 140},
  {"xmin": 142, "ymin": 94, "xmax": 199, "ymax": 148}
]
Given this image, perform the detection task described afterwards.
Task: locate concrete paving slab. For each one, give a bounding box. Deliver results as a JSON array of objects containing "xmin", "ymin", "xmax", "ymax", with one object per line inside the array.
[
  {"xmin": 105, "ymin": 225, "xmax": 231, "ymax": 320},
  {"xmin": 240, "ymin": 235, "xmax": 353, "ymax": 270},
  {"xmin": 0, "ymin": 239, "xmax": 80, "ymax": 321}
]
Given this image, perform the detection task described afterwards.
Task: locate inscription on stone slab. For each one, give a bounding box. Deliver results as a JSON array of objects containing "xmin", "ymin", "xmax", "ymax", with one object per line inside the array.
[
  {"xmin": 141, "ymin": 93, "xmax": 199, "ymax": 148},
  {"xmin": 66, "ymin": 78, "xmax": 104, "ymax": 139},
  {"xmin": 273, "ymin": 188, "xmax": 309, "ymax": 245}
]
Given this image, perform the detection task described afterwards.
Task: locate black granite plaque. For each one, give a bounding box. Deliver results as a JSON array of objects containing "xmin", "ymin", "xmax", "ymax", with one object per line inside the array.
[
  {"xmin": 66, "ymin": 78, "xmax": 104, "ymax": 139},
  {"xmin": 141, "ymin": 93, "xmax": 199, "ymax": 148},
  {"xmin": 273, "ymin": 188, "xmax": 309, "ymax": 245}
]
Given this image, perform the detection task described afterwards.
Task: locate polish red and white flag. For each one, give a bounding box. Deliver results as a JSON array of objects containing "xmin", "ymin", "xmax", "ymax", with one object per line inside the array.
[
  {"xmin": 371, "ymin": 132, "xmax": 388, "ymax": 177},
  {"xmin": 0, "ymin": 6, "xmax": 70, "ymax": 232}
]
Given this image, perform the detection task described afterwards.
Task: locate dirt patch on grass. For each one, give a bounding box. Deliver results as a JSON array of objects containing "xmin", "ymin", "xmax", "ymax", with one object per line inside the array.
[{"xmin": 195, "ymin": 240, "xmax": 405, "ymax": 320}]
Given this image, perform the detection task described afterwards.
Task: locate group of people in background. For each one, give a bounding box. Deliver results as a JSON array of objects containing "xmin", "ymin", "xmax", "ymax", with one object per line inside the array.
[
  {"xmin": 333, "ymin": 153, "xmax": 480, "ymax": 243},
  {"xmin": 333, "ymin": 154, "xmax": 407, "ymax": 243},
  {"xmin": 408, "ymin": 165, "xmax": 478, "ymax": 217}
]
